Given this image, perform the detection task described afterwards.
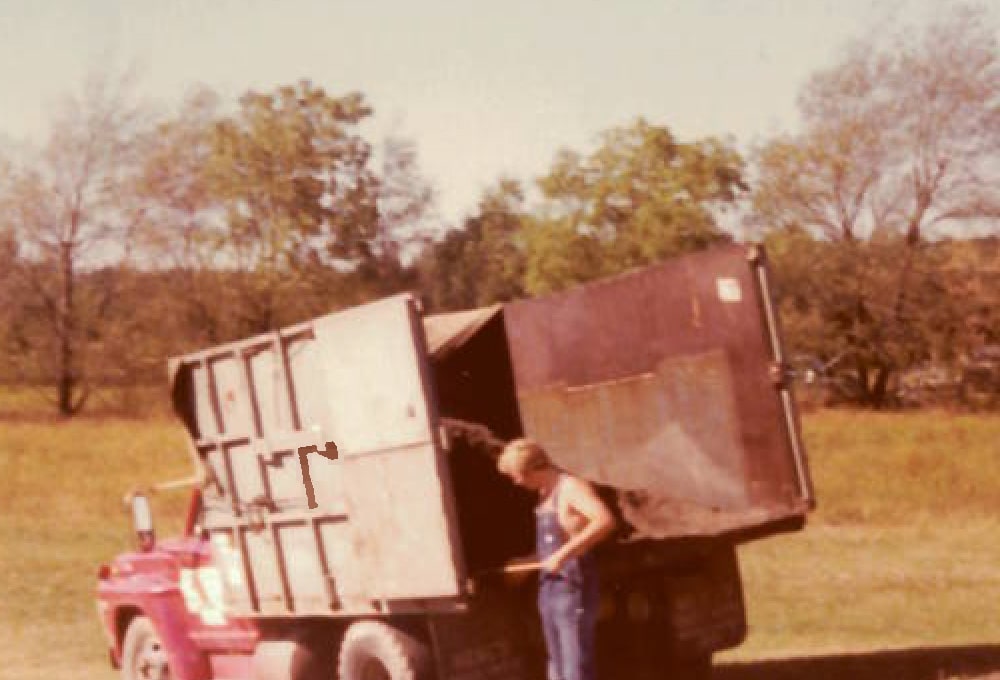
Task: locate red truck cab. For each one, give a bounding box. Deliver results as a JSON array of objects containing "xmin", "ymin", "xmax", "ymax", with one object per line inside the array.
[{"xmin": 97, "ymin": 491, "xmax": 263, "ymax": 680}]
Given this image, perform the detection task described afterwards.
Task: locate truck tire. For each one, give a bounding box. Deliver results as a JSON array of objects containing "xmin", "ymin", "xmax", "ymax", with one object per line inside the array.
[
  {"xmin": 121, "ymin": 616, "xmax": 171, "ymax": 680},
  {"xmin": 337, "ymin": 621, "xmax": 432, "ymax": 680}
]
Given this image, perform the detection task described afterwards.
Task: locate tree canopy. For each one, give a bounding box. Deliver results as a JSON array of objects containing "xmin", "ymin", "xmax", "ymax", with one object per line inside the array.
[
  {"xmin": 417, "ymin": 178, "xmax": 526, "ymax": 312},
  {"xmin": 0, "ymin": 73, "xmax": 148, "ymax": 414},
  {"xmin": 523, "ymin": 118, "xmax": 745, "ymax": 293},
  {"xmin": 752, "ymin": 5, "xmax": 1000, "ymax": 406}
]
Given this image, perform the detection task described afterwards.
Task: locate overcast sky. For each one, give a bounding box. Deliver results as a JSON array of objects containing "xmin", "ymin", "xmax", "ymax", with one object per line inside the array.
[{"xmin": 0, "ymin": 0, "xmax": 967, "ymax": 225}]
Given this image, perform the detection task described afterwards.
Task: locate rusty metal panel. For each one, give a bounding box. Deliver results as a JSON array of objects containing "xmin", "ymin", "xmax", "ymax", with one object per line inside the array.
[
  {"xmin": 518, "ymin": 350, "xmax": 746, "ymax": 509},
  {"xmin": 503, "ymin": 244, "xmax": 812, "ymax": 540}
]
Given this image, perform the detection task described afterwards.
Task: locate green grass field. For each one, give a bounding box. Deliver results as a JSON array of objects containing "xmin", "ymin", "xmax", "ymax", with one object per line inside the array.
[
  {"xmin": 1, "ymin": 408, "xmax": 999, "ymax": 679},
  {"xmin": 0, "ymin": 415, "xmax": 191, "ymax": 680},
  {"xmin": 722, "ymin": 410, "xmax": 1000, "ymax": 679}
]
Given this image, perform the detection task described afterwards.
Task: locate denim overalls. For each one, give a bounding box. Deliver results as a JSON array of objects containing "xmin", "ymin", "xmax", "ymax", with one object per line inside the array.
[{"xmin": 536, "ymin": 475, "xmax": 599, "ymax": 680}]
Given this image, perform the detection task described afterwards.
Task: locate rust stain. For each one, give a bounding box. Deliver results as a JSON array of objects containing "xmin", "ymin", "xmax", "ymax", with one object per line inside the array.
[
  {"xmin": 503, "ymin": 244, "xmax": 809, "ymax": 532},
  {"xmin": 517, "ymin": 350, "xmax": 754, "ymax": 538}
]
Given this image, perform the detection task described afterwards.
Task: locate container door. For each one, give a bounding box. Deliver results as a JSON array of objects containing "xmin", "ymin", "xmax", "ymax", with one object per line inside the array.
[
  {"xmin": 309, "ymin": 294, "xmax": 466, "ymax": 605},
  {"xmin": 502, "ymin": 244, "xmax": 814, "ymax": 541},
  {"xmin": 172, "ymin": 293, "xmax": 466, "ymax": 616}
]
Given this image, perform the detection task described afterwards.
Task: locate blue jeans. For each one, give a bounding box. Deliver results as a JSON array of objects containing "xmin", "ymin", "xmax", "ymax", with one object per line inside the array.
[{"xmin": 538, "ymin": 561, "xmax": 599, "ymax": 680}]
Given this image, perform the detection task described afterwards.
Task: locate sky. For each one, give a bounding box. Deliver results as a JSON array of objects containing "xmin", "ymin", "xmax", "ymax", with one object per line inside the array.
[{"xmin": 0, "ymin": 0, "xmax": 963, "ymax": 226}]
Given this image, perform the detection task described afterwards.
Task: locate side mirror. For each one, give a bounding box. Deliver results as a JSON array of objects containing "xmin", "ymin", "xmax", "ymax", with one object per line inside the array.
[{"xmin": 129, "ymin": 492, "xmax": 156, "ymax": 553}]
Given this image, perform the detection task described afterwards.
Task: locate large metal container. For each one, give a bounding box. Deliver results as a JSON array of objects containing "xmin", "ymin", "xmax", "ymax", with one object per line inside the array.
[{"xmin": 168, "ymin": 243, "xmax": 813, "ymax": 619}]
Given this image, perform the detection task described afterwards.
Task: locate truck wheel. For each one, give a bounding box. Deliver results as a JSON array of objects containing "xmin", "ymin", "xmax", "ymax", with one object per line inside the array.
[
  {"xmin": 337, "ymin": 621, "xmax": 431, "ymax": 680},
  {"xmin": 122, "ymin": 616, "xmax": 170, "ymax": 680}
]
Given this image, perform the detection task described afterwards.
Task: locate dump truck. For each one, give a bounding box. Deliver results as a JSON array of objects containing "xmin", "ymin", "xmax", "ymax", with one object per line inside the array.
[{"xmin": 95, "ymin": 243, "xmax": 814, "ymax": 680}]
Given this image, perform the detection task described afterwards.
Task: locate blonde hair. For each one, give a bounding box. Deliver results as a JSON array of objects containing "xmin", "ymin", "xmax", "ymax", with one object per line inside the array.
[{"xmin": 497, "ymin": 438, "xmax": 553, "ymax": 476}]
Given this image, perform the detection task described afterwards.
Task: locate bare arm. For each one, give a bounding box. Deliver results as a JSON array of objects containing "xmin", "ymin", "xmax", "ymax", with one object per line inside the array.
[{"xmin": 542, "ymin": 476, "xmax": 616, "ymax": 573}]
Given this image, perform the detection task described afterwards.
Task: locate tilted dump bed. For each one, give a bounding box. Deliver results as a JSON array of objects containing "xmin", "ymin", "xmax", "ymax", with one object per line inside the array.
[
  {"xmin": 168, "ymin": 244, "xmax": 812, "ymax": 619},
  {"xmin": 501, "ymin": 244, "xmax": 814, "ymax": 541}
]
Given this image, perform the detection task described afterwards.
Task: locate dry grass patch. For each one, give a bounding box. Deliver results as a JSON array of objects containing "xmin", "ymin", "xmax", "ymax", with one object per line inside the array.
[{"xmin": 0, "ymin": 416, "xmax": 190, "ymax": 680}]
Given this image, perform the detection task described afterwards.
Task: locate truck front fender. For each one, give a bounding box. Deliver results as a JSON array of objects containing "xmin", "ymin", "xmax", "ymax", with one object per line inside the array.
[{"xmin": 102, "ymin": 579, "xmax": 212, "ymax": 680}]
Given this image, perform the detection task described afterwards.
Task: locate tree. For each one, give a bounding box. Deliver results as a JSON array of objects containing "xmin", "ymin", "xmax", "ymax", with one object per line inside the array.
[
  {"xmin": 417, "ymin": 179, "xmax": 527, "ymax": 311},
  {"xmin": 0, "ymin": 226, "xmax": 20, "ymax": 382},
  {"xmin": 207, "ymin": 81, "xmax": 378, "ymax": 332},
  {"xmin": 753, "ymin": 5, "xmax": 1000, "ymax": 406},
  {"xmin": 140, "ymin": 81, "xmax": 433, "ymax": 338},
  {"xmin": 939, "ymin": 236, "xmax": 1000, "ymax": 347},
  {"xmin": 0, "ymin": 72, "xmax": 148, "ymax": 415},
  {"xmin": 364, "ymin": 135, "xmax": 435, "ymax": 276},
  {"xmin": 524, "ymin": 118, "xmax": 744, "ymax": 294},
  {"xmin": 132, "ymin": 87, "xmax": 236, "ymax": 349},
  {"xmin": 765, "ymin": 230, "xmax": 958, "ymax": 405}
]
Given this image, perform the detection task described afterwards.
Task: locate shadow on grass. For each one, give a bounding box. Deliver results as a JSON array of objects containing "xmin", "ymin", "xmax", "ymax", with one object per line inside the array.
[{"xmin": 716, "ymin": 644, "xmax": 1000, "ymax": 680}]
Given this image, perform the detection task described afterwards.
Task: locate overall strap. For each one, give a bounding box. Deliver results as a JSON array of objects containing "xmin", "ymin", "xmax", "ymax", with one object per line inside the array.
[
  {"xmin": 536, "ymin": 473, "xmax": 566, "ymax": 514},
  {"xmin": 551, "ymin": 473, "xmax": 567, "ymax": 508}
]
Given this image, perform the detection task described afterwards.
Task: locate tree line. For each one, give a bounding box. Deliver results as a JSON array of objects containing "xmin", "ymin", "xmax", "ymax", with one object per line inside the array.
[{"xmin": 1, "ymin": 5, "xmax": 997, "ymax": 415}]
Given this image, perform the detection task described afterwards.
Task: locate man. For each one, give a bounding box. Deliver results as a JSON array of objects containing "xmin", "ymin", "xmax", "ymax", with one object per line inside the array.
[{"xmin": 497, "ymin": 438, "xmax": 616, "ymax": 680}]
